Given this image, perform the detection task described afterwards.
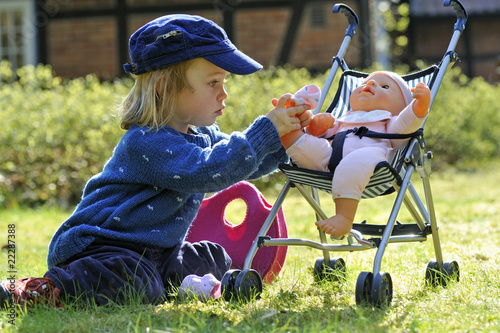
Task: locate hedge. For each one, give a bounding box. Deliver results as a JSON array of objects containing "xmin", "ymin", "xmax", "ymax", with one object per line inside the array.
[{"xmin": 1, "ymin": 61, "xmax": 499, "ymax": 207}]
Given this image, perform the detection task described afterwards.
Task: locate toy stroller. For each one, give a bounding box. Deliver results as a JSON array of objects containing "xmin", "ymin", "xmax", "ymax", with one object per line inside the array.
[{"xmin": 218, "ymin": 0, "xmax": 467, "ymax": 306}]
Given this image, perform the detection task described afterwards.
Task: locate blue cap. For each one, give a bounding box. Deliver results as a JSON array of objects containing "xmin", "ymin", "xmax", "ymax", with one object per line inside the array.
[{"xmin": 124, "ymin": 14, "xmax": 263, "ymax": 75}]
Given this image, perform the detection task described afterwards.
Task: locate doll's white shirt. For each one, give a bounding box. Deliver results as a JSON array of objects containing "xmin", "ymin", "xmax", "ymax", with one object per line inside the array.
[{"xmin": 337, "ymin": 110, "xmax": 392, "ymax": 124}]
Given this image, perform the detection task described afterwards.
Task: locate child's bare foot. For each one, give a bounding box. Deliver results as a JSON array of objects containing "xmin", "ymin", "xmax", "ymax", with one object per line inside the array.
[{"xmin": 315, "ymin": 214, "xmax": 353, "ymax": 237}]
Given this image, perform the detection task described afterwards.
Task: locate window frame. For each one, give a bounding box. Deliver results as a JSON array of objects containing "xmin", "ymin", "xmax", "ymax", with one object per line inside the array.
[{"xmin": 0, "ymin": 0, "xmax": 36, "ymax": 68}]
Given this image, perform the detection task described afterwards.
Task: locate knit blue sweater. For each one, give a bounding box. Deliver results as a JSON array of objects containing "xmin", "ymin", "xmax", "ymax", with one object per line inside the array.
[{"xmin": 47, "ymin": 116, "xmax": 287, "ymax": 269}]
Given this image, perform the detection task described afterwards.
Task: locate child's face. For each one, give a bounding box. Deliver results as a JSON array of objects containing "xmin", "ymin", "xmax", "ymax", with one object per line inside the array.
[
  {"xmin": 169, "ymin": 58, "xmax": 229, "ymax": 133},
  {"xmin": 349, "ymin": 74, "xmax": 407, "ymax": 116}
]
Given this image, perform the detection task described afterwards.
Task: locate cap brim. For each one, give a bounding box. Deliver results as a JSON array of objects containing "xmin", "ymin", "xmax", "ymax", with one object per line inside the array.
[{"xmin": 204, "ymin": 50, "xmax": 262, "ymax": 75}]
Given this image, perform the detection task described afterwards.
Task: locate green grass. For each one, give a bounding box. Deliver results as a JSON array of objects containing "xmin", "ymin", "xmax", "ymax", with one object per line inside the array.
[{"xmin": 1, "ymin": 161, "xmax": 499, "ymax": 332}]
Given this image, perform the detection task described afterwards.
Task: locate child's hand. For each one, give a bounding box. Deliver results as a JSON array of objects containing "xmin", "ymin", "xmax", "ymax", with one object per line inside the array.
[
  {"xmin": 271, "ymin": 97, "xmax": 313, "ymax": 128},
  {"xmin": 271, "ymin": 98, "xmax": 300, "ymax": 109},
  {"xmin": 306, "ymin": 113, "xmax": 335, "ymax": 137},
  {"xmin": 270, "ymin": 84, "xmax": 319, "ymax": 130},
  {"xmin": 267, "ymin": 94, "xmax": 310, "ymax": 137},
  {"xmin": 411, "ymin": 82, "xmax": 431, "ymax": 118},
  {"xmin": 297, "ymin": 109, "xmax": 313, "ymax": 128}
]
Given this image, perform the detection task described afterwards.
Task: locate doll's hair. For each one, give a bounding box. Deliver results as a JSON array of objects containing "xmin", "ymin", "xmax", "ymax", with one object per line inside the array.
[{"xmin": 118, "ymin": 60, "xmax": 193, "ymax": 131}]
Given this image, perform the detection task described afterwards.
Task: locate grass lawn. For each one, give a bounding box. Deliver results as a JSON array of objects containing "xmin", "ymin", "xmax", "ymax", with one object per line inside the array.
[{"xmin": 1, "ymin": 161, "xmax": 499, "ymax": 332}]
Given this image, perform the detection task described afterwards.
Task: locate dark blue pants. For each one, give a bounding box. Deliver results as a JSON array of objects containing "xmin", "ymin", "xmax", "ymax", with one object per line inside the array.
[{"xmin": 45, "ymin": 238, "xmax": 231, "ymax": 305}]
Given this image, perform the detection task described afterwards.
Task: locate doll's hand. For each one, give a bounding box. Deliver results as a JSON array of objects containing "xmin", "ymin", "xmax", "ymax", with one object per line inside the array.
[
  {"xmin": 305, "ymin": 113, "xmax": 335, "ymax": 137},
  {"xmin": 271, "ymin": 98, "xmax": 298, "ymax": 108},
  {"xmin": 411, "ymin": 82, "xmax": 430, "ymax": 118},
  {"xmin": 271, "ymin": 98, "xmax": 312, "ymax": 128},
  {"xmin": 267, "ymin": 94, "xmax": 310, "ymax": 137}
]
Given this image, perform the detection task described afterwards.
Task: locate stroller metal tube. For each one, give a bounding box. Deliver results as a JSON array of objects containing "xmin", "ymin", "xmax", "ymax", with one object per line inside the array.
[
  {"xmin": 262, "ymin": 238, "xmax": 372, "ymax": 252},
  {"xmin": 310, "ymin": 186, "xmax": 332, "ymax": 262},
  {"xmin": 313, "ymin": 4, "xmax": 359, "ymax": 115},
  {"xmin": 294, "ymin": 183, "xmax": 333, "ymax": 261},
  {"xmin": 373, "ymin": 164, "xmax": 415, "ymax": 275},
  {"xmin": 423, "ymin": 174, "xmax": 444, "ymax": 266},
  {"xmin": 393, "ymin": 171, "xmax": 428, "ymax": 231},
  {"xmin": 294, "ymin": 183, "xmax": 329, "ymax": 221},
  {"xmin": 387, "ymin": 235, "xmax": 427, "ymax": 244},
  {"xmin": 408, "ymin": 182, "xmax": 430, "ymax": 225},
  {"xmin": 429, "ymin": 29, "xmax": 462, "ymax": 109},
  {"xmin": 313, "ymin": 38, "xmax": 351, "ymax": 115},
  {"xmin": 242, "ymin": 180, "xmax": 292, "ymax": 270},
  {"xmin": 402, "ymin": 189, "xmax": 427, "ymax": 231},
  {"xmin": 430, "ymin": 0, "xmax": 467, "ymax": 105},
  {"xmin": 426, "ymin": 2, "xmax": 467, "ymax": 120}
]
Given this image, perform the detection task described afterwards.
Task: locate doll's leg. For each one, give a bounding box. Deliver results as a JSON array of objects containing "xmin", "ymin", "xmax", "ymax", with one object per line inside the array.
[
  {"xmin": 315, "ymin": 197, "xmax": 359, "ymax": 237},
  {"xmin": 316, "ymin": 147, "xmax": 386, "ymax": 237},
  {"xmin": 285, "ymin": 134, "xmax": 332, "ymax": 172}
]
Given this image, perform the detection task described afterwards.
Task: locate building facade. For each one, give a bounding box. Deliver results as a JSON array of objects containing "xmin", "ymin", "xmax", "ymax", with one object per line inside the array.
[{"xmin": 0, "ymin": 0, "xmax": 498, "ymax": 83}]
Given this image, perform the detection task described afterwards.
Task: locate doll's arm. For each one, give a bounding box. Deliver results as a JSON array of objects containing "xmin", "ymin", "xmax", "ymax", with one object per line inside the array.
[
  {"xmin": 271, "ymin": 84, "xmax": 320, "ymax": 148},
  {"xmin": 305, "ymin": 113, "xmax": 335, "ymax": 137},
  {"xmin": 271, "ymin": 83, "xmax": 320, "ymax": 118},
  {"xmin": 411, "ymin": 82, "xmax": 431, "ymax": 118}
]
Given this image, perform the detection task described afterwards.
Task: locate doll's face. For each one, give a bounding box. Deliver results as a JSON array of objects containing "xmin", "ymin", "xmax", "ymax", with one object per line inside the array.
[{"xmin": 350, "ymin": 74, "xmax": 407, "ymax": 116}]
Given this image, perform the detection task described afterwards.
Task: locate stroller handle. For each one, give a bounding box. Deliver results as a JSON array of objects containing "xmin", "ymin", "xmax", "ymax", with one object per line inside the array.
[
  {"xmin": 443, "ymin": 0, "xmax": 468, "ymax": 32},
  {"xmin": 332, "ymin": 4, "xmax": 359, "ymax": 37}
]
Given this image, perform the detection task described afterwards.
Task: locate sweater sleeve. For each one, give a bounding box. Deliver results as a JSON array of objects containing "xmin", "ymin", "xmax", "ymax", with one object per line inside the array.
[{"xmin": 110, "ymin": 116, "xmax": 287, "ymax": 194}]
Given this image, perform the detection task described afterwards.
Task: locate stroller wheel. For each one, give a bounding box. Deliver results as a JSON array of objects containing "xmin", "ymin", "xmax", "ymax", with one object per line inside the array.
[
  {"xmin": 371, "ymin": 272, "xmax": 393, "ymax": 308},
  {"xmin": 233, "ymin": 269, "xmax": 263, "ymax": 302},
  {"xmin": 221, "ymin": 269, "xmax": 240, "ymax": 301},
  {"xmin": 355, "ymin": 271, "xmax": 373, "ymax": 305},
  {"xmin": 440, "ymin": 260, "xmax": 460, "ymax": 287},
  {"xmin": 425, "ymin": 259, "xmax": 441, "ymax": 286},
  {"xmin": 313, "ymin": 257, "xmax": 347, "ymax": 282}
]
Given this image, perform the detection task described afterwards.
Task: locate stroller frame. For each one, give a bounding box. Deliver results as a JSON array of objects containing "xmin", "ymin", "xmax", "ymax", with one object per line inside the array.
[{"xmin": 220, "ymin": 1, "xmax": 468, "ymax": 306}]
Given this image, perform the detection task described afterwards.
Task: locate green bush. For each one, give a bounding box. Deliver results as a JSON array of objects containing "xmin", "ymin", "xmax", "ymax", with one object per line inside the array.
[
  {"xmin": 425, "ymin": 66, "xmax": 500, "ymax": 168},
  {"xmin": 1, "ymin": 61, "xmax": 130, "ymax": 208},
  {"xmin": 1, "ymin": 61, "xmax": 499, "ymax": 208}
]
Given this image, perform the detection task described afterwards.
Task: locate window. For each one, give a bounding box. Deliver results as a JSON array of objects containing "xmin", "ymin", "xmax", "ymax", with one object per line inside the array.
[
  {"xmin": 309, "ymin": 3, "xmax": 327, "ymax": 29},
  {"xmin": 0, "ymin": 0, "xmax": 36, "ymax": 69}
]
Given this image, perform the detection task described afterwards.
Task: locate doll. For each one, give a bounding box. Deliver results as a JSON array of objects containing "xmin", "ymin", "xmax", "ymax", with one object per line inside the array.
[{"xmin": 278, "ymin": 71, "xmax": 431, "ymax": 237}]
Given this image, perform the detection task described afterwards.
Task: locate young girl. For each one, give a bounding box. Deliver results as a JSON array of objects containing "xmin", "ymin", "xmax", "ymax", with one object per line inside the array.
[
  {"xmin": 1, "ymin": 14, "xmax": 310, "ymax": 308},
  {"xmin": 279, "ymin": 71, "xmax": 431, "ymax": 237}
]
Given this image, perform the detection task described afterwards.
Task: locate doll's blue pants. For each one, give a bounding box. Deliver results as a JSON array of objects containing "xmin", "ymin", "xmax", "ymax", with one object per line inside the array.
[{"xmin": 44, "ymin": 238, "xmax": 231, "ymax": 305}]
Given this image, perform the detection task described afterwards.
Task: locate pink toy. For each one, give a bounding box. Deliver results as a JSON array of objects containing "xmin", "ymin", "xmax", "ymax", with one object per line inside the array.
[
  {"xmin": 272, "ymin": 84, "xmax": 324, "ymax": 148},
  {"xmin": 292, "ymin": 84, "xmax": 321, "ymax": 109},
  {"xmin": 179, "ymin": 273, "xmax": 222, "ymax": 300},
  {"xmin": 186, "ymin": 181, "xmax": 287, "ymax": 283}
]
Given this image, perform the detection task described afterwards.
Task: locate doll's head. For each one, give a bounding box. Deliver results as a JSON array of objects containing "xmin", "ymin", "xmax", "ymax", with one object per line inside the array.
[{"xmin": 350, "ymin": 71, "xmax": 412, "ymax": 116}]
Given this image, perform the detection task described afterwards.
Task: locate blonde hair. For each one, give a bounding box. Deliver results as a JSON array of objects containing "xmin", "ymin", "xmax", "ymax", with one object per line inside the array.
[{"xmin": 118, "ymin": 60, "xmax": 192, "ymax": 131}]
